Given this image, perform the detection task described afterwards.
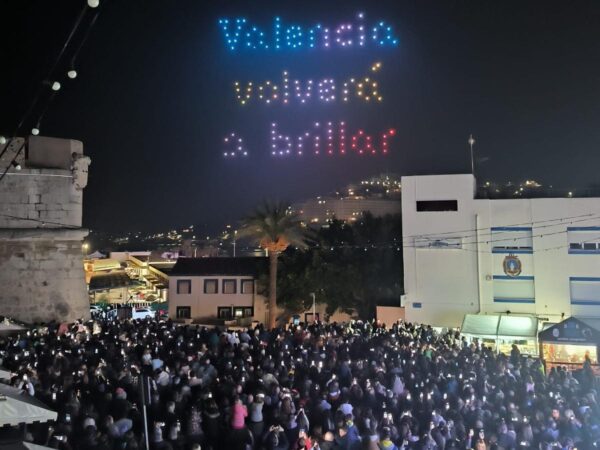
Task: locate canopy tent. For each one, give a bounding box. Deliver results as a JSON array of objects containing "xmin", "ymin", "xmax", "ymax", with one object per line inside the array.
[
  {"xmin": 0, "ymin": 383, "xmax": 57, "ymax": 426},
  {"xmin": 461, "ymin": 313, "xmax": 539, "ymax": 354},
  {"xmin": 0, "ymin": 320, "xmax": 27, "ymax": 335},
  {"xmin": 86, "ymin": 250, "xmax": 106, "ymax": 259},
  {"xmin": 538, "ymin": 316, "xmax": 600, "ymax": 372},
  {"xmin": 0, "ymin": 368, "xmax": 13, "ymax": 381},
  {"xmin": 0, "ymin": 442, "xmax": 54, "ymax": 450}
]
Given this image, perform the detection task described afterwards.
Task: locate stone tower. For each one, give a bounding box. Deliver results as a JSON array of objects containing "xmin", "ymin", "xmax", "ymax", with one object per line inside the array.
[{"xmin": 0, "ymin": 136, "xmax": 91, "ymax": 323}]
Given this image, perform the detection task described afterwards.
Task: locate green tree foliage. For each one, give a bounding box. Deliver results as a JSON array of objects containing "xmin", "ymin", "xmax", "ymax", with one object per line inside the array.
[{"xmin": 272, "ymin": 213, "xmax": 403, "ymax": 319}]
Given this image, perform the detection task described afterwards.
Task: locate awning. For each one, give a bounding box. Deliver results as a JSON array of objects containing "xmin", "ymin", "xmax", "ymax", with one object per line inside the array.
[
  {"xmin": 498, "ymin": 315, "xmax": 538, "ymax": 338},
  {"xmin": 461, "ymin": 314, "xmax": 500, "ymax": 338},
  {"xmin": 0, "ymin": 384, "xmax": 57, "ymax": 426},
  {"xmin": 461, "ymin": 314, "xmax": 538, "ymax": 339}
]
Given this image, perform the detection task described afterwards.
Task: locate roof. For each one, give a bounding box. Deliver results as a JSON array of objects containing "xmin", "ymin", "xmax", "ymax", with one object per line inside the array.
[
  {"xmin": 539, "ymin": 316, "xmax": 600, "ymax": 344},
  {"xmin": 89, "ymin": 271, "xmax": 134, "ymax": 291},
  {"xmin": 170, "ymin": 257, "xmax": 267, "ymax": 277},
  {"xmin": 89, "ymin": 258, "xmax": 122, "ymax": 271},
  {"xmin": 148, "ymin": 262, "xmax": 175, "ymax": 275}
]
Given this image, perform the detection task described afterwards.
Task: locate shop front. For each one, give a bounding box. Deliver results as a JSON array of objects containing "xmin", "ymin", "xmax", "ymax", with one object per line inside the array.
[
  {"xmin": 461, "ymin": 313, "xmax": 539, "ymax": 355},
  {"xmin": 538, "ymin": 316, "xmax": 600, "ymax": 373}
]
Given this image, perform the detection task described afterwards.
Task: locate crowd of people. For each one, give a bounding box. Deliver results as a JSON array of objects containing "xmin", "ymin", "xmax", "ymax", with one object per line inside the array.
[{"xmin": 0, "ymin": 318, "xmax": 598, "ymax": 450}]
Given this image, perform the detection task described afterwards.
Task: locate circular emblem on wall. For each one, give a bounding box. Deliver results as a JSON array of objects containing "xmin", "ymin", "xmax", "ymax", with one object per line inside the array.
[
  {"xmin": 582, "ymin": 328, "xmax": 592, "ymax": 339},
  {"xmin": 503, "ymin": 255, "xmax": 522, "ymax": 277},
  {"xmin": 552, "ymin": 328, "xmax": 560, "ymax": 338}
]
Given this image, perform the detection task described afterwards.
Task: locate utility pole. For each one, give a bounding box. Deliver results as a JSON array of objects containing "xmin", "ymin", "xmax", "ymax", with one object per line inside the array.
[{"xmin": 310, "ymin": 292, "xmax": 316, "ymax": 323}]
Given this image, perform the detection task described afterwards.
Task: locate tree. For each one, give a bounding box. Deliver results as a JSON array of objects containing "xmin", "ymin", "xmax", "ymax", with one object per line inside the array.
[
  {"xmin": 273, "ymin": 214, "xmax": 403, "ymax": 319},
  {"xmin": 239, "ymin": 202, "xmax": 309, "ymax": 329}
]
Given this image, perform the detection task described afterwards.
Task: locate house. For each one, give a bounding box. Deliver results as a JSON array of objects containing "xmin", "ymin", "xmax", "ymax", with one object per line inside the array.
[{"xmin": 168, "ymin": 257, "xmax": 267, "ymax": 323}]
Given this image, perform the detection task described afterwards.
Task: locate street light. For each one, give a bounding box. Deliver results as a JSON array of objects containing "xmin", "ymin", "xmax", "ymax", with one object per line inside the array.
[
  {"xmin": 82, "ymin": 242, "xmax": 89, "ymax": 254},
  {"xmin": 468, "ymin": 134, "xmax": 476, "ymax": 175},
  {"xmin": 310, "ymin": 292, "xmax": 316, "ymax": 323}
]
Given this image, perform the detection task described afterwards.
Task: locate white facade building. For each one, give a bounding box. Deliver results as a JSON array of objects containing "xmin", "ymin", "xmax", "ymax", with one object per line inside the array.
[{"xmin": 402, "ymin": 174, "xmax": 600, "ymax": 327}]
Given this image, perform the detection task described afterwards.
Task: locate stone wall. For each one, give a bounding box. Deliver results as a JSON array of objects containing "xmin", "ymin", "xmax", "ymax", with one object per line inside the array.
[
  {"xmin": 0, "ymin": 136, "xmax": 91, "ymax": 323},
  {"xmin": 0, "ymin": 168, "xmax": 82, "ymax": 228},
  {"xmin": 0, "ymin": 229, "xmax": 90, "ymax": 323}
]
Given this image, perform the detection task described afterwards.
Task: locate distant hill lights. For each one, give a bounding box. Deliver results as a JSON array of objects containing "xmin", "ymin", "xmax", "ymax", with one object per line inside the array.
[{"xmin": 218, "ymin": 13, "xmax": 398, "ymax": 51}]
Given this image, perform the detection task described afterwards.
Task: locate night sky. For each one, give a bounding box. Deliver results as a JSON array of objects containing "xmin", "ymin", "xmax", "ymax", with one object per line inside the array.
[{"xmin": 2, "ymin": 0, "xmax": 600, "ymax": 233}]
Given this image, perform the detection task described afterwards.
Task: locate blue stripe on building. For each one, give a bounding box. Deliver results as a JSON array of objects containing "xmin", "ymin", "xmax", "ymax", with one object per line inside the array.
[
  {"xmin": 569, "ymin": 249, "xmax": 600, "ymax": 255},
  {"xmin": 570, "ymin": 277, "xmax": 600, "ymax": 282},
  {"xmin": 571, "ymin": 300, "xmax": 600, "ymax": 306},
  {"xmin": 493, "ymin": 298, "xmax": 535, "ymax": 304},
  {"xmin": 491, "ymin": 249, "xmax": 533, "ymax": 254},
  {"xmin": 567, "ymin": 226, "xmax": 600, "ymax": 231}
]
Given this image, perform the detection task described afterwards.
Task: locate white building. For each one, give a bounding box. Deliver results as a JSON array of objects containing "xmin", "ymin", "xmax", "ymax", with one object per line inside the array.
[{"xmin": 402, "ymin": 174, "xmax": 600, "ymax": 328}]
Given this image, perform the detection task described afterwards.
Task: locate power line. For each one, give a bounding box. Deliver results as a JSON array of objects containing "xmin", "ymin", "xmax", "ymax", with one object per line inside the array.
[
  {"xmin": 0, "ymin": 1, "xmax": 103, "ymax": 183},
  {"xmin": 400, "ymin": 212, "xmax": 600, "ymax": 242}
]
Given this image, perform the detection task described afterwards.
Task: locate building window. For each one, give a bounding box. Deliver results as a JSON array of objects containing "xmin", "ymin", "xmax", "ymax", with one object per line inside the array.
[
  {"xmin": 233, "ymin": 307, "xmax": 254, "ymax": 318},
  {"xmin": 491, "ymin": 227, "xmax": 533, "ymax": 253},
  {"xmin": 416, "ymin": 200, "xmax": 458, "ymax": 212},
  {"xmin": 177, "ymin": 280, "xmax": 191, "ymax": 294},
  {"xmin": 570, "ymin": 277, "xmax": 600, "ymax": 305},
  {"xmin": 204, "ymin": 279, "xmax": 218, "ymax": 294},
  {"xmin": 414, "ymin": 237, "xmax": 462, "ymax": 249},
  {"xmin": 176, "ymin": 306, "xmax": 191, "ymax": 319},
  {"xmin": 493, "ymin": 276, "xmax": 535, "ymax": 303},
  {"xmin": 567, "ymin": 227, "xmax": 600, "ymax": 254},
  {"xmin": 222, "ymin": 279, "xmax": 237, "ymax": 294},
  {"xmin": 241, "ymin": 279, "xmax": 254, "ymax": 294},
  {"xmin": 218, "ymin": 307, "xmax": 232, "ymax": 319}
]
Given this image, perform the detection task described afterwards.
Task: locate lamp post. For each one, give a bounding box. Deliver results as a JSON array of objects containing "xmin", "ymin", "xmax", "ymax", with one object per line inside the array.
[
  {"xmin": 310, "ymin": 292, "xmax": 316, "ymax": 323},
  {"xmin": 468, "ymin": 134, "xmax": 476, "ymax": 176},
  {"xmin": 233, "ymin": 230, "xmax": 238, "ymax": 257}
]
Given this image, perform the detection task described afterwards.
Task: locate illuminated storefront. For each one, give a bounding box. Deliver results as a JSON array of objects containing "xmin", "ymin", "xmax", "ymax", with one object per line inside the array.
[
  {"xmin": 461, "ymin": 314, "xmax": 539, "ymax": 355},
  {"xmin": 538, "ymin": 317, "xmax": 600, "ymax": 372}
]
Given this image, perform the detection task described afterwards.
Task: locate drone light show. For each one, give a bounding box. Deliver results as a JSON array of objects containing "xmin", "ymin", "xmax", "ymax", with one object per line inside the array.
[
  {"xmin": 218, "ymin": 13, "xmax": 398, "ymax": 51},
  {"xmin": 233, "ymin": 63, "xmax": 383, "ymax": 105},
  {"xmin": 220, "ymin": 12, "xmax": 399, "ymax": 160},
  {"xmin": 269, "ymin": 122, "xmax": 396, "ymax": 157}
]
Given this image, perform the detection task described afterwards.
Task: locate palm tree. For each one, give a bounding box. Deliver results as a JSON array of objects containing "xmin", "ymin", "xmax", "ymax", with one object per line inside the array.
[{"xmin": 239, "ymin": 202, "xmax": 308, "ymax": 329}]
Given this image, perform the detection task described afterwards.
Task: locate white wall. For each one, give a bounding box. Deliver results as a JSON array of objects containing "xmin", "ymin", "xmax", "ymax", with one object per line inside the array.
[{"xmin": 402, "ymin": 174, "xmax": 600, "ymax": 327}]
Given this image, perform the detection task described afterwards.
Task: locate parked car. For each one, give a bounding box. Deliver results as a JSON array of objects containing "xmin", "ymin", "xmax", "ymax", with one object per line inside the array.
[
  {"xmin": 132, "ymin": 308, "xmax": 156, "ymax": 320},
  {"xmin": 104, "ymin": 306, "xmax": 156, "ymax": 321},
  {"xmin": 90, "ymin": 305, "xmax": 104, "ymax": 317}
]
